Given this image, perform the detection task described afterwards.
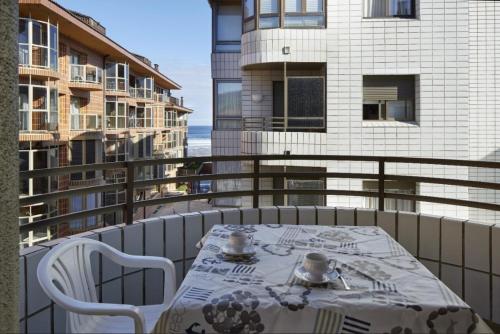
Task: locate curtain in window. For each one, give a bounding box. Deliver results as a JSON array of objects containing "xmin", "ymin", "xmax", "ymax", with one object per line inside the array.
[
  {"xmin": 365, "ymin": 0, "xmax": 386, "ymax": 17},
  {"xmin": 86, "ymin": 194, "xmax": 97, "ymax": 227},
  {"xmin": 285, "ymin": 0, "xmax": 301, "ymax": 12},
  {"xmin": 391, "ymin": 0, "xmax": 412, "ymax": 15},
  {"xmin": 216, "ymin": 82, "xmax": 242, "ymax": 118},
  {"xmin": 261, "ymin": 0, "xmax": 279, "ymax": 13},
  {"xmin": 306, "ymin": 0, "xmax": 323, "ymax": 12},
  {"xmin": 217, "ymin": 6, "xmax": 242, "ymax": 45}
]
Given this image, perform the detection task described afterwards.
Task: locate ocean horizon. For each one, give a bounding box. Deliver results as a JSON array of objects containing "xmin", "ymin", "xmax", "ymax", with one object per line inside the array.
[{"xmin": 187, "ymin": 125, "xmax": 212, "ymax": 157}]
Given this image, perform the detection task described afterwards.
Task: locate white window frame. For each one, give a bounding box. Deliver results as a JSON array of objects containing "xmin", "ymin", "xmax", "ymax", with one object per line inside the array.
[
  {"xmin": 18, "ymin": 18, "xmax": 58, "ymax": 70},
  {"xmin": 19, "ymin": 84, "xmax": 58, "ymax": 132}
]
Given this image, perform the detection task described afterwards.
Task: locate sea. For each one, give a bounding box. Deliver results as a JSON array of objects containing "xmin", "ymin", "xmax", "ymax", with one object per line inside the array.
[{"xmin": 187, "ymin": 126, "xmax": 212, "ymax": 157}]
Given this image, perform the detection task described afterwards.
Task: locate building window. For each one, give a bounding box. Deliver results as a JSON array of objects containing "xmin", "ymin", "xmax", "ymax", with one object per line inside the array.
[
  {"xmin": 105, "ymin": 139, "xmax": 128, "ymax": 163},
  {"xmin": 260, "ymin": 0, "xmax": 280, "ymax": 29},
  {"xmin": 69, "ymin": 193, "xmax": 100, "ymax": 231},
  {"xmin": 19, "ymin": 84, "xmax": 58, "ymax": 132},
  {"xmin": 363, "ymin": 181, "xmax": 417, "ymax": 212},
  {"xmin": 130, "ymin": 76, "xmax": 154, "ymax": 99},
  {"xmin": 364, "ymin": 0, "xmax": 415, "ymax": 18},
  {"xmin": 243, "ymin": 0, "xmax": 256, "ymax": 32},
  {"xmin": 215, "ymin": 81, "xmax": 242, "ymax": 130},
  {"xmin": 70, "ymin": 140, "xmax": 98, "ymax": 181},
  {"xmin": 106, "ymin": 62, "xmax": 128, "ymax": 92},
  {"xmin": 129, "ymin": 104, "xmax": 153, "ymax": 128},
  {"xmin": 363, "ymin": 75, "xmax": 415, "ymax": 122},
  {"xmin": 216, "ymin": 5, "xmax": 242, "ymax": 52},
  {"xmin": 284, "ymin": 0, "xmax": 325, "ymax": 28},
  {"xmin": 19, "ymin": 146, "xmax": 59, "ymax": 197},
  {"xmin": 287, "ymin": 77, "xmax": 325, "ymax": 131},
  {"xmin": 18, "ymin": 18, "xmax": 58, "ymax": 70},
  {"xmin": 106, "ymin": 100, "xmax": 127, "ymax": 129}
]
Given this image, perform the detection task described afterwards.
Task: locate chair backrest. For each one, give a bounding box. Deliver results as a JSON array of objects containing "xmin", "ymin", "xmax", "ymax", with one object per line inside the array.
[{"xmin": 37, "ymin": 238, "xmax": 102, "ymax": 332}]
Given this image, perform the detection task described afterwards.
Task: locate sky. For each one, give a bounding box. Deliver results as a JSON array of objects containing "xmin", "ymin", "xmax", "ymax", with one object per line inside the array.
[{"xmin": 56, "ymin": 0, "xmax": 213, "ymax": 126}]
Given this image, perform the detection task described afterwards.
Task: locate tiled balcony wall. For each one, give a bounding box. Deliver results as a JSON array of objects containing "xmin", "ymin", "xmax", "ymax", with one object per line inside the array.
[{"xmin": 18, "ymin": 207, "xmax": 500, "ymax": 332}]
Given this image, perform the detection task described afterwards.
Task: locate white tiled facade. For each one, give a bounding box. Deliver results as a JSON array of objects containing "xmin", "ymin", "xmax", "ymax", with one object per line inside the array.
[{"xmin": 211, "ymin": 0, "xmax": 500, "ymax": 221}]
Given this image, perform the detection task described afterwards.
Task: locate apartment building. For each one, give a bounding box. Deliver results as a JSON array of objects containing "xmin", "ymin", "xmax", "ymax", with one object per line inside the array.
[
  {"xmin": 209, "ymin": 0, "xmax": 500, "ymax": 221},
  {"xmin": 18, "ymin": 0, "xmax": 192, "ymax": 247}
]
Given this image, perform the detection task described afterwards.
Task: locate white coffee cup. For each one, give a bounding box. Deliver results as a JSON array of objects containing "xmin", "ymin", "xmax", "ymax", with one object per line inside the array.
[
  {"xmin": 228, "ymin": 231, "xmax": 253, "ymax": 252},
  {"xmin": 303, "ymin": 252, "xmax": 334, "ymax": 279}
]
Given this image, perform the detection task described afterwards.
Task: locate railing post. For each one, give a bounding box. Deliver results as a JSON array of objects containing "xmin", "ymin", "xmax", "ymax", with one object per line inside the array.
[
  {"xmin": 378, "ymin": 158, "xmax": 385, "ymax": 211},
  {"xmin": 126, "ymin": 161, "xmax": 134, "ymax": 225},
  {"xmin": 253, "ymin": 158, "xmax": 260, "ymax": 209}
]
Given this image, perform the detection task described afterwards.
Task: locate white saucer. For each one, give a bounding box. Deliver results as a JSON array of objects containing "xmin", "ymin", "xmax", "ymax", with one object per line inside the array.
[
  {"xmin": 222, "ymin": 244, "xmax": 256, "ymax": 257},
  {"xmin": 294, "ymin": 266, "xmax": 339, "ymax": 284}
]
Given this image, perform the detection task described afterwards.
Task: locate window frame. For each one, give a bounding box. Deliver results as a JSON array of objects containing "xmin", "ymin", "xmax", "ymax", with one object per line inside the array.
[
  {"xmin": 284, "ymin": 0, "xmax": 326, "ymax": 28},
  {"xmin": 214, "ymin": 80, "xmax": 243, "ymax": 130},
  {"xmin": 362, "ymin": 75, "xmax": 416, "ymax": 122},
  {"xmin": 259, "ymin": 0, "xmax": 281, "ymax": 29},
  {"xmin": 19, "ymin": 84, "xmax": 58, "ymax": 132},
  {"xmin": 105, "ymin": 62, "xmax": 129, "ymax": 92},
  {"xmin": 363, "ymin": 0, "xmax": 416, "ymax": 19},
  {"xmin": 105, "ymin": 100, "xmax": 128, "ymax": 129},
  {"xmin": 214, "ymin": 3, "xmax": 243, "ymax": 52},
  {"xmin": 18, "ymin": 18, "xmax": 59, "ymax": 70}
]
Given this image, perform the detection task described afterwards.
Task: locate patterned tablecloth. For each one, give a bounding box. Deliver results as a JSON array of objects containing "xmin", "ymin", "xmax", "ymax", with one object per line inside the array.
[{"xmin": 153, "ymin": 224, "xmax": 486, "ymax": 334}]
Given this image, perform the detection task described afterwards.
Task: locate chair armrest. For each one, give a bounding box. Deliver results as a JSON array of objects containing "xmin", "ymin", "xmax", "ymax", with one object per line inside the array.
[
  {"xmin": 49, "ymin": 292, "xmax": 146, "ymax": 333},
  {"xmin": 100, "ymin": 246, "xmax": 176, "ymax": 305}
]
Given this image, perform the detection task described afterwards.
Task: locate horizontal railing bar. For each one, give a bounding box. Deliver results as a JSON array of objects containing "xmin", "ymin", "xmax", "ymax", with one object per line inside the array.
[
  {"xmin": 19, "ymin": 183, "xmax": 126, "ymax": 207},
  {"xmin": 134, "ymin": 190, "xmax": 379, "ymax": 208},
  {"xmin": 20, "ymin": 161, "xmax": 127, "ymax": 179},
  {"xmin": 133, "ymin": 172, "xmax": 379, "ymax": 188},
  {"xmin": 134, "ymin": 173, "xmax": 255, "ymax": 188},
  {"xmin": 385, "ymin": 193, "xmax": 500, "ymax": 212},
  {"xmin": 385, "ymin": 174, "xmax": 500, "ymax": 191},
  {"xmin": 19, "ymin": 204, "xmax": 126, "ymax": 233},
  {"xmin": 18, "ymin": 156, "xmax": 500, "ymax": 175}
]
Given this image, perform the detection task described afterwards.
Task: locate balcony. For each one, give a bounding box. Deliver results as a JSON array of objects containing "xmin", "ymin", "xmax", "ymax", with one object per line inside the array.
[
  {"xmin": 129, "ymin": 87, "xmax": 153, "ymax": 100},
  {"xmin": 68, "ymin": 64, "xmax": 103, "ymax": 90},
  {"xmin": 70, "ymin": 114, "xmax": 102, "ymax": 131},
  {"xmin": 17, "ymin": 155, "xmax": 500, "ymax": 332}
]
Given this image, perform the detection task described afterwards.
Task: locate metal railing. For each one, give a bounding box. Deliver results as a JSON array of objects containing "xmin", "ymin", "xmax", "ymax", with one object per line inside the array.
[
  {"xmin": 70, "ymin": 114, "xmax": 102, "ymax": 131},
  {"xmin": 242, "ymin": 116, "xmax": 326, "ymax": 132},
  {"xmin": 69, "ymin": 64, "xmax": 103, "ymax": 84},
  {"xmin": 18, "ymin": 154, "xmax": 500, "ymax": 233}
]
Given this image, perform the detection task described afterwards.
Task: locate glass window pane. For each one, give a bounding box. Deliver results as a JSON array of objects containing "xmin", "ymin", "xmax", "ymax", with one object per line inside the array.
[
  {"xmin": 306, "ymin": 0, "xmax": 323, "ymax": 12},
  {"xmin": 106, "ymin": 63, "xmax": 116, "ymax": 77},
  {"xmin": 389, "ymin": 0, "xmax": 412, "ymax": 16},
  {"xmin": 18, "ymin": 19, "xmax": 29, "ymax": 43},
  {"xmin": 31, "ymin": 46, "xmax": 48, "ymax": 67},
  {"xmin": 32, "ymin": 87, "xmax": 47, "ymax": 110},
  {"xmin": 285, "ymin": 0, "xmax": 302, "ymax": 13},
  {"xmin": 32, "ymin": 21, "xmax": 48, "ymax": 46},
  {"xmin": 217, "ymin": 5, "xmax": 242, "ymax": 42},
  {"xmin": 50, "ymin": 25, "xmax": 58, "ymax": 49},
  {"xmin": 19, "ymin": 86, "xmax": 29, "ymax": 110},
  {"xmin": 259, "ymin": 16, "xmax": 280, "ymax": 29},
  {"xmin": 260, "ymin": 0, "xmax": 279, "ymax": 14},
  {"xmin": 216, "ymin": 82, "xmax": 242, "ymax": 118},
  {"xmin": 106, "ymin": 102, "xmax": 116, "ymax": 116},
  {"xmin": 50, "ymin": 50, "xmax": 58, "ymax": 70},
  {"xmin": 244, "ymin": 0, "xmax": 255, "ymax": 18},
  {"xmin": 19, "ymin": 44, "xmax": 29, "ymax": 66},
  {"xmin": 118, "ymin": 64, "xmax": 125, "ymax": 78},
  {"xmin": 287, "ymin": 78, "xmax": 324, "ymax": 128}
]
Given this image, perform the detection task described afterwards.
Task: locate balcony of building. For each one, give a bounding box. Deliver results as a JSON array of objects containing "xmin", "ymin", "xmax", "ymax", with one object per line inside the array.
[
  {"xmin": 16, "ymin": 154, "xmax": 500, "ymax": 332},
  {"xmin": 68, "ymin": 64, "xmax": 103, "ymax": 90},
  {"xmin": 18, "ymin": 17, "xmax": 60, "ymax": 79},
  {"xmin": 129, "ymin": 75, "xmax": 154, "ymax": 101}
]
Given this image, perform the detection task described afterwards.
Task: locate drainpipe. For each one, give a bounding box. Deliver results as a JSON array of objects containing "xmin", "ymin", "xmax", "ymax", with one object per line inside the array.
[{"xmin": 0, "ymin": 0, "xmax": 20, "ymax": 331}]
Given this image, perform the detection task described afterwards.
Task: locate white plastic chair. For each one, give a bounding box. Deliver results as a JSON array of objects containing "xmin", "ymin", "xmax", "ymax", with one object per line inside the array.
[{"xmin": 37, "ymin": 238, "xmax": 176, "ymax": 333}]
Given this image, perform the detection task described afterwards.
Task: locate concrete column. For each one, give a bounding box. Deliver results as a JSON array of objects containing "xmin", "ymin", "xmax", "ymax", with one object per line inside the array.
[{"xmin": 0, "ymin": 0, "xmax": 19, "ymax": 332}]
